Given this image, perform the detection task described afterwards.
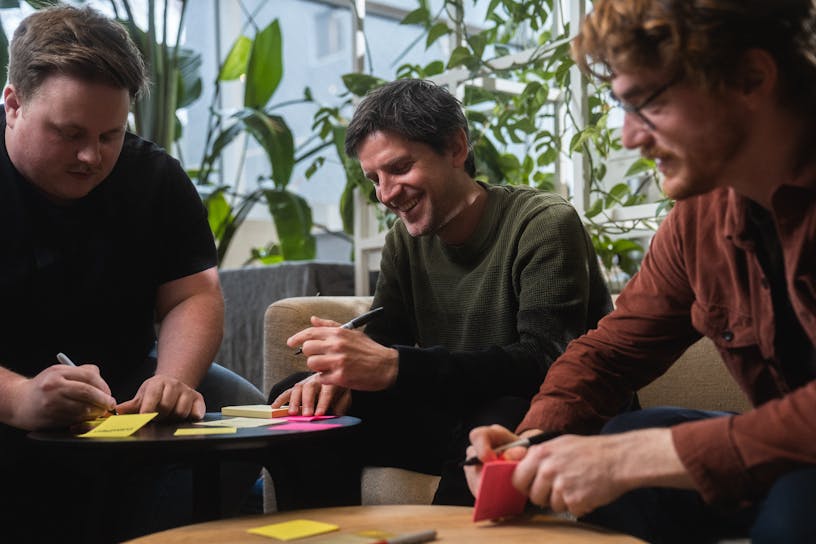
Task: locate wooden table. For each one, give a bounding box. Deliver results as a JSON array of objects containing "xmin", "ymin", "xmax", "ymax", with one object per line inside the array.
[{"xmin": 125, "ymin": 504, "xmax": 645, "ymax": 543}]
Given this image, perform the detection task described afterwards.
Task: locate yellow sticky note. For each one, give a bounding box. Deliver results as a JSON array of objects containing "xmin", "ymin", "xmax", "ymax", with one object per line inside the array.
[
  {"xmin": 247, "ymin": 519, "xmax": 339, "ymax": 540},
  {"xmin": 174, "ymin": 427, "xmax": 237, "ymax": 436},
  {"xmin": 78, "ymin": 413, "xmax": 158, "ymax": 438}
]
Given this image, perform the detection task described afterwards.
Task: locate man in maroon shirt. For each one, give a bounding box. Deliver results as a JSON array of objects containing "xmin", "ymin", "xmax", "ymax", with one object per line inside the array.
[{"xmin": 466, "ymin": 2, "xmax": 816, "ymax": 543}]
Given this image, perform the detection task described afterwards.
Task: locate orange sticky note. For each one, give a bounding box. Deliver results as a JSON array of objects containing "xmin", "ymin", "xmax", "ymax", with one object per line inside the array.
[
  {"xmin": 472, "ymin": 459, "xmax": 527, "ymax": 522},
  {"xmin": 247, "ymin": 519, "xmax": 339, "ymax": 540}
]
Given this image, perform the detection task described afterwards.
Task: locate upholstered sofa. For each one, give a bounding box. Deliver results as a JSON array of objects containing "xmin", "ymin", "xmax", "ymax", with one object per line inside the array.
[{"xmin": 261, "ymin": 295, "xmax": 752, "ymax": 532}]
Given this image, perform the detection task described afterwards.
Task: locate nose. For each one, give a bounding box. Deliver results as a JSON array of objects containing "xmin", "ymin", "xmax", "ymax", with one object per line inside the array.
[
  {"xmin": 76, "ymin": 139, "xmax": 102, "ymax": 167},
  {"xmin": 376, "ymin": 174, "xmax": 400, "ymax": 206},
  {"xmin": 620, "ymin": 113, "xmax": 653, "ymax": 150}
]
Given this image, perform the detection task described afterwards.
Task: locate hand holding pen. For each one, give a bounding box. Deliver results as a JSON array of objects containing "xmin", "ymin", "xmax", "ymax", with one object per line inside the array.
[
  {"xmin": 294, "ymin": 307, "xmax": 384, "ymax": 355},
  {"xmin": 463, "ymin": 430, "xmax": 561, "ymax": 466},
  {"xmin": 57, "ymin": 352, "xmax": 118, "ymax": 416},
  {"xmin": 287, "ymin": 306, "xmax": 399, "ymax": 391}
]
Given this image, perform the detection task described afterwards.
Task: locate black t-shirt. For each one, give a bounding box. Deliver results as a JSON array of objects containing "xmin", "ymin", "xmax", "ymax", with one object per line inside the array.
[{"xmin": 0, "ymin": 111, "xmax": 217, "ymax": 385}]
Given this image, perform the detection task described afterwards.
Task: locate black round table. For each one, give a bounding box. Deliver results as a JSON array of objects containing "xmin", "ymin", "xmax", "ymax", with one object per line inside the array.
[{"xmin": 28, "ymin": 413, "xmax": 361, "ymax": 524}]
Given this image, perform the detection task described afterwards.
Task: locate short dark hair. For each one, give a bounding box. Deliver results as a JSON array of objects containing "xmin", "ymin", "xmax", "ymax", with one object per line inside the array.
[
  {"xmin": 572, "ymin": 0, "xmax": 816, "ymax": 114},
  {"xmin": 8, "ymin": 4, "xmax": 148, "ymax": 101},
  {"xmin": 345, "ymin": 79, "xmax": 476, "ymax": 177}
]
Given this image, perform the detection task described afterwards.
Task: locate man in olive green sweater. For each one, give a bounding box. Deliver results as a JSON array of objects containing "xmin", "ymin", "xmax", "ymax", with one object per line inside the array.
[{"xmin": 269, "ymin": 78, "xmax": 612, "ymax": 507}]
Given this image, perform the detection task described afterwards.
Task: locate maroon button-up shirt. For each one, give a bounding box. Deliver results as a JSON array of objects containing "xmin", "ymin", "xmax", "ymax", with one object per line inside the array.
[{"xmin": 518, "ymin": 184, "xmax": 816, "ymax": 505}]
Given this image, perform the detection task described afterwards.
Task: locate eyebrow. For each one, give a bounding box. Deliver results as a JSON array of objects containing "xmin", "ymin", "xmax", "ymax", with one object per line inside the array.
[
  {"xmin": 49, "ymin": 121, "xmax": 126, "ymax": 136},
  {"xmin": 363, "ymin": 155, "xmax": 413, "ymax": 179},
  {"xmin": 610, "ymin": 83, "xmax": 649, "ymax": 104}
]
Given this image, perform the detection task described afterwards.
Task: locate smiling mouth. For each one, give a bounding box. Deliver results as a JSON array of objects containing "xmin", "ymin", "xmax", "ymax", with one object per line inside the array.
[{"xmin": 390, "ymin": 196, "xmax": 420, "ymax": 213}]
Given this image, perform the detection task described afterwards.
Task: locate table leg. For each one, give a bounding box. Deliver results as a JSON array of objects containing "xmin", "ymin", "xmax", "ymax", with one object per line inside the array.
[{"xmin": 192, "ymin": 459, "xmax": 222, "ymax": 522}]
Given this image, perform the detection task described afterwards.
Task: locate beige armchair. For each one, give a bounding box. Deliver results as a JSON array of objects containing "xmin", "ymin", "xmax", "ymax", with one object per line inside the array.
[{"xmin": 261, "ymin": 295, "xmax": 751, "ymax": 512}]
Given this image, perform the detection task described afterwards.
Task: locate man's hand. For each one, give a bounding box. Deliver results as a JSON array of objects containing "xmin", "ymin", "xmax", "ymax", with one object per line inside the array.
[
  {"xmin": 287, "ymin": 316, "xmax": 399, "ymax": 391},
  {"xmin": 465, "ymin": 424, "xmax": 531, "ymax": 497},
  {"xmin": 6, "ymin": 364, "xmax": 116, "ymax": 431},
  {"xmin": 117, "ymin": 374, "xmax": 205, "ymax": 421},
  {"xmin": 514, "ymin": 429, "xmax": 693, "ymax": 518},
  {"xmin": 270, "ymin": 373, "xmax": 352, "ymax": 416},
  {"xmin": 467, "ymin": 426, "xmax": 693, "ymax": 518}
]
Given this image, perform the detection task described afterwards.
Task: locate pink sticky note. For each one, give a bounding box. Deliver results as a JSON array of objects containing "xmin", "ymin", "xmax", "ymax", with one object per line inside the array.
[
  {"xmin": 472, "ymin": 459, "xmax": 527, "ymax": 522},
  {"xmin": 284, "ymin": 415, "xmax": 338, "ymax": 422},
  {"xmin": 269, "ymin": 422, "xmax": 343, "ymax": 431}
]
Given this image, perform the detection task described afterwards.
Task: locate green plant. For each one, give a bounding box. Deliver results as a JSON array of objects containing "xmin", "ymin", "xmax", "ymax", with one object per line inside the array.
[
  {"xmin": 192, "ymin": 17, "xmax": 331, "ymax": 265},
  {"xmin": 111, "ymin": 0, "xmax": 202, "ymax": 154}
]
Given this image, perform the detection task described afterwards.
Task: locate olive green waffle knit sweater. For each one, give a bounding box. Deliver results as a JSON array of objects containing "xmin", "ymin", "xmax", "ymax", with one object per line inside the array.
[{"xmin": 364, "ymin": 183, "xmax": 612, "ymax": 415}]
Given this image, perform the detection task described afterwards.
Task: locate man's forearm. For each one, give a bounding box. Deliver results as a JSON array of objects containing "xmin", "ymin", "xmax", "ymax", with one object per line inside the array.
[
  {"xmin": 155, "ymin": 291, "xmax": 224, "ymax": 387},
  {"xmin": 612, "ymin": 428, "xmax": 695, "ymax": 490},
  {"xmin": 0, "ymin": 366, "xmax": 28, "ymax": 426}
]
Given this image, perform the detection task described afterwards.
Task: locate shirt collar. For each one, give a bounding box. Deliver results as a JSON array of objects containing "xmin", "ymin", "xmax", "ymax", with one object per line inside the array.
[{"xmin": 724, "ymin": 171, "xmax": 816, "ymax": 248}]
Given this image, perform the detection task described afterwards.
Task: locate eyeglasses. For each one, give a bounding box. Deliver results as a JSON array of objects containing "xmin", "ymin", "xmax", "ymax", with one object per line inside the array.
[{"xmin": 612, "ymin": 74, "xmax": 682, "ymax": 131}]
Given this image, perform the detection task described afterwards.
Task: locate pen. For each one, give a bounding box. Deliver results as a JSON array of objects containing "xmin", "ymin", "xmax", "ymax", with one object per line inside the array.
[
  {"xmin": 294, "ymin": 306, "xmax": 385, "ymax": 355},
  {"xmin": 372, "ymin": 529, "xmax": 437, "ymax": 544},
  {"xmin": 56, "ymin": 352, "xmax": 76, "ymax": 366},
  {"xmin": 461, "ymin": 431, "xmax": 561, "ymax": 466},
  {"xmin": 56, "ymin": 352, "xmax": 118, "ymax": 415}
]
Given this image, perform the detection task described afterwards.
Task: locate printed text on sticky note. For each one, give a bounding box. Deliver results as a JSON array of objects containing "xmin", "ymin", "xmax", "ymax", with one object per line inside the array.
[{"xmin": 78, "ymin": 413, "xmax": 158, "ymax": 438}]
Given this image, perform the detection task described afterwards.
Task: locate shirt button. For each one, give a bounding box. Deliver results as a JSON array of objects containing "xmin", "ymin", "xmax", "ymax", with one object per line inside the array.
[{"xmin": 722, "ymin": 330, "xmax": 734, "ymax": 342}]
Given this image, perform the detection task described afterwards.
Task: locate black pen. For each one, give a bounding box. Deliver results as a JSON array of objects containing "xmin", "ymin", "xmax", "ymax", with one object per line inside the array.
[
  {"xmin": 462, "ymin": 431, "xmax": 561, "ymax": 466},
  {"xmin": 294, "ymin": 306, "xmax": 385, "ymax": 355}
]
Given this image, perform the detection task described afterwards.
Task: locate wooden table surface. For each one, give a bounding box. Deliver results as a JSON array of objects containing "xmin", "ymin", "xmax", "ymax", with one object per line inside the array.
[{"xmin": 126, "ymin": 504, "xmax": 645, "ymax": 543}]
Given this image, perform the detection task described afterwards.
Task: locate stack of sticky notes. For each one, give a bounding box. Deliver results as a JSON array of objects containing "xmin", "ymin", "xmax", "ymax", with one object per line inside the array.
[
  {"xmin": 472, "ymin": 459, "xmax": 528, "ymax": 522},
  {"xmin": 221, "ymin": 404, "xmax": 292, "ymax": 418}
]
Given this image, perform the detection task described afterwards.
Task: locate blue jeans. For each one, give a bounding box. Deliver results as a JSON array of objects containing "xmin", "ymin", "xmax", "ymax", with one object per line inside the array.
[{"xmin": 581, "ymin": 407, "xmax": 816, "ymax": 544}]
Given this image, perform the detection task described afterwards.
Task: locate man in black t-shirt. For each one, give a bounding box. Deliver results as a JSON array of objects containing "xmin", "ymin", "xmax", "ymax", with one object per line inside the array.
[{"xmin": 0, "ymin": 6, "xmax": 263, "ymax": 541}]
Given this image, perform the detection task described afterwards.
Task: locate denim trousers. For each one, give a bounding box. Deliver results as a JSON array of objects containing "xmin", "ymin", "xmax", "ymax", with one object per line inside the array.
[{"xmin": 582, "ymin": 407, "xmax": 816, "ymax": 544}]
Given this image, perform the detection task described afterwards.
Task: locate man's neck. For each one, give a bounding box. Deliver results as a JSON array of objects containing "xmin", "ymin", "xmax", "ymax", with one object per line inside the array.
[
  {"xmin": 728, "ymin": 107, "xmax": 812, "ymax": 209},
  {"xmin": 436, "ymin": 179, "xmax": 488, "ymax": 246}
]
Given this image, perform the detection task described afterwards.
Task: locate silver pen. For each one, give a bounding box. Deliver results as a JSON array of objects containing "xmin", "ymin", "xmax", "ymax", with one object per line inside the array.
[
  {"xmin": 56, "ymin": 352, "xmax": 118, "ymax": 415},
  {"xmin": 56, "ymin": 352, "xmax": 76, "ymax": 367},
  {"xmin": 374, "ymin": 529, "xmax": 437, "ymax": 544}
]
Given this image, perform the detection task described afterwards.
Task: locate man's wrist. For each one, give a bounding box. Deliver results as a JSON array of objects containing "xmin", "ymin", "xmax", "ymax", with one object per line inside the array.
[
  {"xmin": 614, "ymin": 428, "xmax": 693, "ymax": 490},
  {"xmin": 0, "ymin": 373, "xmax": 29, "ymax": 427},
  {"xmin": 383, "ymin": 347, "xmax": 400, "ymax": 388}
]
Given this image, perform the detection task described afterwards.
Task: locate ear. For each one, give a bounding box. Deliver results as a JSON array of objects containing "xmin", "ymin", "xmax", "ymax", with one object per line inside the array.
[
  {"xmin": 4, "ymin": 85, "xmax": 22, "ymax": 127},
  {"xmin": 448, "ymin": 127, "xmax": 470, "ymax": 169},
  {"xmin": 735, "ymin": 49, "xmax": 777, "ymax": 107}
]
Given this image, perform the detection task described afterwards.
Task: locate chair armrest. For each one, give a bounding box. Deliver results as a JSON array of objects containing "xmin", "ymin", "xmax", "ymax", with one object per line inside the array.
[{"xmin": 262, "ymin": 296, "xmax": 375, "ymax": 395}]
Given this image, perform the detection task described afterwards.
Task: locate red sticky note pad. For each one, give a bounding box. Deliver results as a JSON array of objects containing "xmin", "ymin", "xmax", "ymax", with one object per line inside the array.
[
  {"xmin": 269, "ymin": 422, "xmax": 342, "ymax": 431},
  {"xmin": 284, "ymin": 415, "xmax": 338, "ymax": 422},
  {"xmin": 472, "ymin": 459, "xmax": 527, "ymax": 522}
]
